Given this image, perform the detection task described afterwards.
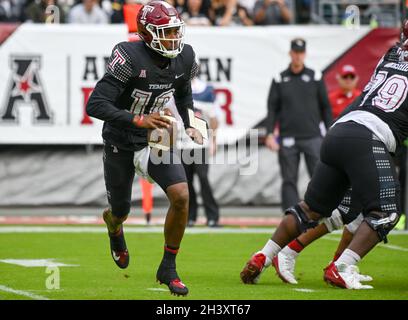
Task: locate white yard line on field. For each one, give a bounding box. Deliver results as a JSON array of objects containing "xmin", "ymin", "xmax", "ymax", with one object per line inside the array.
[
  {"xmin": 377, "ymin": 244, "xmax": 408, "ymax": 252},
  {"xmin": 293, "ymin": 288, "xmax": 316, "ymax": 293},
  {"xmin": 0, "ymin": 226, "xmax": 407, "ymax": 235},
  {"xmin": 0, "ymin": 285, "xmax": 50, "ymax": 300},
  {"xmin": 0, "ymin": 226, "xmax": 275, "ymax": 234},
  {"xmin": 0, "ymin": 259, "xmax": 79, "ymax": 267},
  {"xmin": 324, "ymin": 236, "xmax": 408, "ymax": 252},
  {"xmin": 146, "ymin": 288, "xmax": 168, "ymax": 292}
]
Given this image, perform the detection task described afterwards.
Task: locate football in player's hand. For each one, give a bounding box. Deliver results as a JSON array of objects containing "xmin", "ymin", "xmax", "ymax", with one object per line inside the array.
[{"xmin": 147, "ymin": 109, "xmax": 177, "ymax": 151}]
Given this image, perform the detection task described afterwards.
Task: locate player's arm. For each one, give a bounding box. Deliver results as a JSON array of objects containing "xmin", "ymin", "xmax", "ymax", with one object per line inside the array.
[
  {"xmin": 174, "ymin": 80, "xmax": 204, "ymax": 144},
  {"xmin": 174, "ymin": 83, "xmax": 193, "ymax": 130},
  {"xmin": 174, "ymin": 52, "xmax": 204, "ymax": 144},
  {"xmin": 264, "ymin": 78, "xmax": 281, "ymax": 151},
  {"xmin": 174, "ymin": 51, "xmax": 199, "ymax": 130},
  {"xmin": 316, "ymin": 75, "xmax": 333, "ymax": 129},
  {"xmin": 208, "ymin": 112, "xmax": 219, "ymax": 155},
  {"xmin": 86, "ymin": 74, "xmax": 134, "ymax": 127},
  {"xmin": 86, "ymin": 43, "xmax": 170, "ymax": 129},
  {"xmin": 266, "ymin": 78, "xmax": 280, "ymax": 135}
]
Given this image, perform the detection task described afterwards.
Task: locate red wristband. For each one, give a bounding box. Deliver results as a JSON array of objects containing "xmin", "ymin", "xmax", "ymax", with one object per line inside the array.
[{"xmin": 136, "ymin": 115, "xmax": 144, "ymax": 127}]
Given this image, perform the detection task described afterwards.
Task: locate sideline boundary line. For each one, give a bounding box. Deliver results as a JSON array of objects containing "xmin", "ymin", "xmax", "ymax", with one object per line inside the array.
[
  {"xmin": 0, "ymin": 285, "xmax": 50, "ymax": 300},
  {"xmin": 0, "ymin": 226, "xmax": 407, "ymax": 235}
]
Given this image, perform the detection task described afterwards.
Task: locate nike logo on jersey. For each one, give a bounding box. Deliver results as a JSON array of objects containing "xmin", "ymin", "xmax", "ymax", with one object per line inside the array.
[
  {"xmin": 175, "ymin": 73, "xmax": 184, "ymax": 79},
  {"xmin": 332, "ymin": 270, "xmax": 340, "ymax": 279}
]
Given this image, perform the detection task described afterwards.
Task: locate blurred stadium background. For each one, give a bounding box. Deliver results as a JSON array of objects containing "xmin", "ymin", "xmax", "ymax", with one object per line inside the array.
[
  {"xmin": 1, "ymin": 0, "xmax": 407, "ymax": 226},
  {"xmin": 0, "ymin": 0, "xmax": 408, "ymax": 300}
]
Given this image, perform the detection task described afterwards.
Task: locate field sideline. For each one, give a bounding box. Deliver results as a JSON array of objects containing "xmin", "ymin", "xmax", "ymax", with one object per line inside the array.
[{"xmin": 0, "ymin": 226, "xmax": 407, "ymax": 300}]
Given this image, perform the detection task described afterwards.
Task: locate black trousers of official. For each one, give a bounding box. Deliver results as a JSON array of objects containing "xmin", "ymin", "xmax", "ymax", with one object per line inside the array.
[
  {"xmin": 278, "ymin": 136, "xmax": 322, "ymax": 211},
  {"xmin": 182, "ymin": 148, "xmax": 219, "ymax": 223}
]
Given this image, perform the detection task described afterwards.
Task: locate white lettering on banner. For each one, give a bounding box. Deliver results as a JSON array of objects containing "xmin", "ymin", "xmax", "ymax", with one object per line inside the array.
[{"xmin": 0, "ymin": 24, "xmax": 371, "ymax": 144}]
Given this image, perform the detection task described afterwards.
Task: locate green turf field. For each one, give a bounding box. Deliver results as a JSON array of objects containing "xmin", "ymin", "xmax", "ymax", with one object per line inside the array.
[{"xmin": 0, "ymin": 227, "xmax": 407, "ymax": 300}]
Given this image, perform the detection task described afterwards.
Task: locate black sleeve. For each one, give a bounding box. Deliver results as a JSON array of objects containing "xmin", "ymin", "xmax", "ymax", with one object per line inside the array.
[
  {"xmin": 173, "ymin": 47, "xmax": 199, "ymax": 129},
  {"xmin": 86, "ymin": 43, "xmax": 135, "ymax": 127},
  {"xmin": 174, "ymin": 79, "xmax": 193, "ymax": 129},
  {"xmin": 317, "ymin": 79, "xmax": 333, "ymax": 129},
  {"xmin": 265, "ymin": 78, "xmax": 280, "ymax": 134},
  {"xmin": 86, "ymin": 74, "xmax": 134, "ymax": 127}
]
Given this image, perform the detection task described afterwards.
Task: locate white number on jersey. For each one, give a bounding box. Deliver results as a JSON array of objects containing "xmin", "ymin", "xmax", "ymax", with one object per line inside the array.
[
  {"xmin": 360, "ymin": 71, "xmax": 408, "ymax": 112},
  {"xmin": 130, "ymin": 89, "xmax": 175, "ymax": 115}
]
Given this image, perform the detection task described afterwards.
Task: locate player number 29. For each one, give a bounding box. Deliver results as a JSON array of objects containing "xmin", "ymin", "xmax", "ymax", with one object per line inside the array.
[
  {"xmin": 373, "ymin": 75, "xmax": 408, "ymax": 112},
  {"xmin": 362, "ymin": 71, "xmax": 408, "ymax": 112}
]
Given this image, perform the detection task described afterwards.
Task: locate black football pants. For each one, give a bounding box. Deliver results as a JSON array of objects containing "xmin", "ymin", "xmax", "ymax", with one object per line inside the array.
[
  {"xmin": 103, "ymin": 144, "xmax": 187, "ymax": 218},
  {"xmin": 305, "ymin": 121, "xmax": 401, "ymax": 231}
]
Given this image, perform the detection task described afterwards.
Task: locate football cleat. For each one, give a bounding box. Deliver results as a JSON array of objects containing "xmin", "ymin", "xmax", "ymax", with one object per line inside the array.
[
  {"xmin": 272, "ymin": 251, "xmax": 298, "ymax": 284},
  {"xmin": 324, "ymin": 261, "xmax": 373, "ymax": 283},
  {"xmin": 355, "ymin": 272, "xmax": 373, "ymax": 282},
  {"xmin": 240, "ymin": 252, "xmax": 271, "ymax": 284},
  {"xmin": 156, "ymin": 263, "xmax": 188, "ymax": 296},
  {"xmin": 323, "ymin": 262, "xmax": 373, "ymax": 289},
  {"xmin": 103, "ymin": 210, "xmax": 129, "ymax": 269}
]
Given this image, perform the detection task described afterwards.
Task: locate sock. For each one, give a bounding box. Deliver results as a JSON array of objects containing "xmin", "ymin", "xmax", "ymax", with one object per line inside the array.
[
  {"xmin": 287, "ymin": 238, "xmax": 305, "ymax": 254},
  {"xmin": 281, "ymin": 245, "xmax": 299, "ymax": 258},
  {"xmin": 260, "ymin": 239, "xmax": 281, "ymax": 262},
  {"xmin": 163, "ymin": 245, "xmax": 179, "ymax": 264},
  {"xmin": 110, "ymin": 227, "xmax": 122, "ymax": 237},
  {"xmin": 335, "ymin": 249, "xmax": 361, "ymax": 266},
  {"xmin": 104, "ymin": 209, "xmax": 124, "ymax": 234}
]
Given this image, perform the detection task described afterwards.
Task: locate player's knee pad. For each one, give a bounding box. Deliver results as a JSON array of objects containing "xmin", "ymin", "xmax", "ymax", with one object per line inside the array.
[
  {"xmin": 345, "ymin": 213, "xmax": 364, "ymax": 234},
  {"xmin": 322, "ymin": 209, "xmax": 344, "ymax": 233},
  {"xmin": 364, "ymin": 211, "xmax": 400, "ymax": 243},
  {"xmin": 285, "ymin": 204, "xmax": 319, "ymax": 233}
]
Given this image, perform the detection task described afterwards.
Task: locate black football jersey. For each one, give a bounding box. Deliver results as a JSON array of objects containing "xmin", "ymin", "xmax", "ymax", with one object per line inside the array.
[
  {"xmin": 354, "ymin": 45, "xmax": 408, "ymax": 147},
  {"xmin": 87, "ymin": 41, "xmax": 197, "ymax": 151}
]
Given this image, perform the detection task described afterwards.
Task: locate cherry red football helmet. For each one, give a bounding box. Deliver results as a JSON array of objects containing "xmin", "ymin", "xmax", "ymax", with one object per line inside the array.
[{"xmin": 137, "ymin": 1, "xmax": 185, "ymax": 58}]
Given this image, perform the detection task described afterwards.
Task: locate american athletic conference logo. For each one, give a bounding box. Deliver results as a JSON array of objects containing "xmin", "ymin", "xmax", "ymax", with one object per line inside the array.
[{"xmin": 1, "ymin": 55, "xmax": 52, "ymax": 124}]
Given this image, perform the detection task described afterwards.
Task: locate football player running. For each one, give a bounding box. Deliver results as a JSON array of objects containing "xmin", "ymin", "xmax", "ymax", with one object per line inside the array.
[
  {"xmin": 241, "ymin": 21, "xmax": 408, "ymax": 290},
  {"xmin": 87, "ymin": 1, "xmax": 202, "ymax": 296}
]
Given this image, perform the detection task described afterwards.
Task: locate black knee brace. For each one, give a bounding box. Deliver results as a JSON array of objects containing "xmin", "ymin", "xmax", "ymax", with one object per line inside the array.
[
  {"xmin": 364, "ymin": 211, "xmax": 400, "ymax": 243},
  {"xmin": 285, "ymin": 204, "xmax": 319, "ymax": 233}
]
